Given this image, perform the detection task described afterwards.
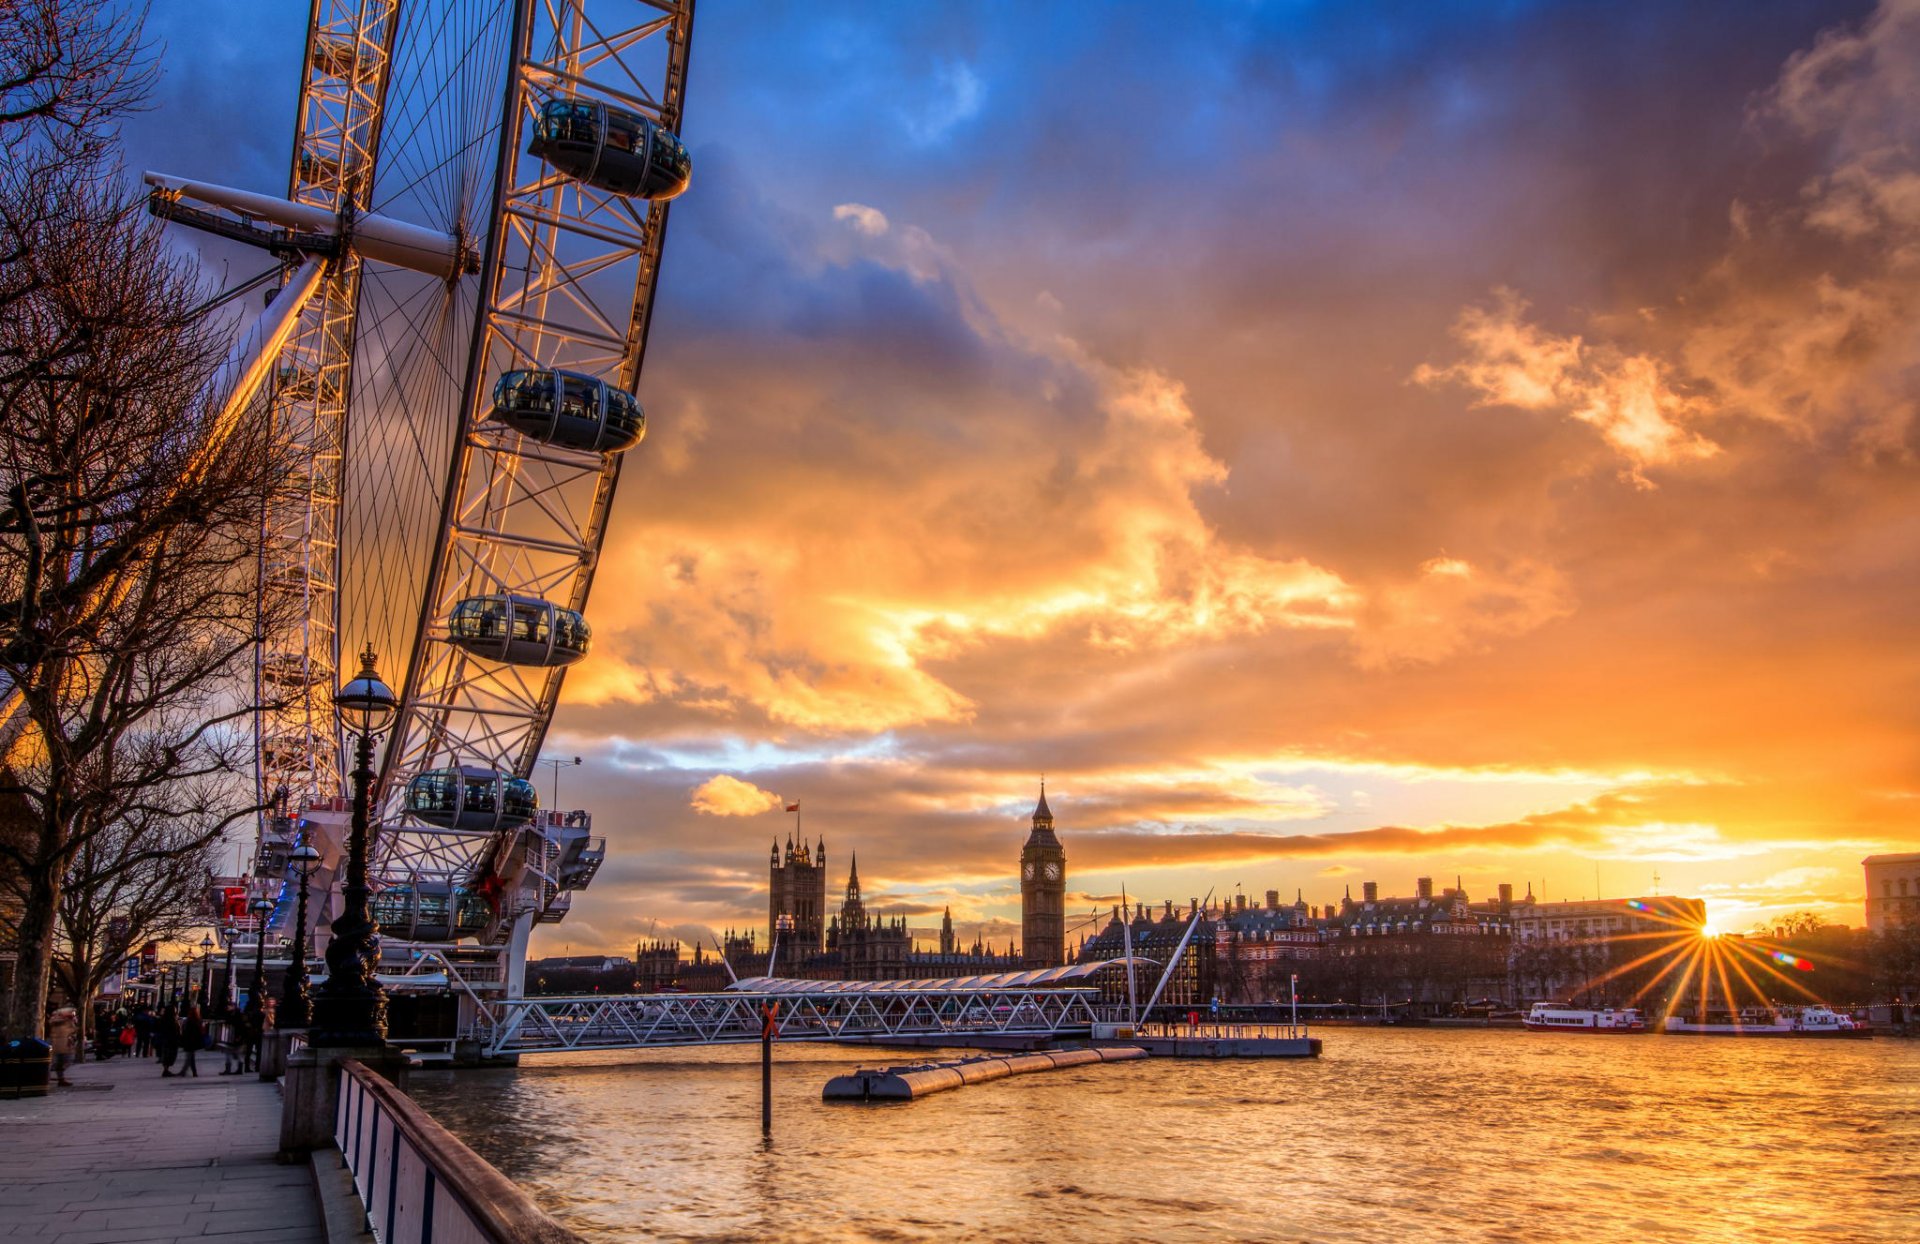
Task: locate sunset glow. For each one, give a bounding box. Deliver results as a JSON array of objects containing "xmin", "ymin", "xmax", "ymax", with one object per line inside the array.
[{"xmin": 133, "ymin": 0, "xmax": 1920, "ymax": 957}]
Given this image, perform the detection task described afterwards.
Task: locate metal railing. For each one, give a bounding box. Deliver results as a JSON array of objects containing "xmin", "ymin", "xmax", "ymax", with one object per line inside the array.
[
  {"xmin": 334, "ymin": 1059, "xmax": 580, "ymax": 1244},
  {"xmin": 476, "ymin": 986, "xmax": 1109, "ymax": 1056},
  {"xmin": 1136, "ymin": 1020, "xmax": 1311, "ymax": 1041}
]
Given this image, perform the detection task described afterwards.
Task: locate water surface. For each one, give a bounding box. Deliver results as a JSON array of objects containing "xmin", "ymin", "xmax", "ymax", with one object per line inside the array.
[{"xmin": 408, "ymin": 1028, "xmax": 1918, "ymax": 1243}]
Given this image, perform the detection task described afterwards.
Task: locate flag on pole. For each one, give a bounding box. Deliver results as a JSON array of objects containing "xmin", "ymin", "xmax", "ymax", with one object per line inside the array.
[{"xmin": 785, "ymin": 803, "xmax": 800, "ymax": 813}]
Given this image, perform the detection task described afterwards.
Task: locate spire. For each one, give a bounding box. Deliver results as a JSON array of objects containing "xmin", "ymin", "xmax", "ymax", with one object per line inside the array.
[{"xmin": 1032, "ymin": 780, "xmax": 1053, "ymax": 827}]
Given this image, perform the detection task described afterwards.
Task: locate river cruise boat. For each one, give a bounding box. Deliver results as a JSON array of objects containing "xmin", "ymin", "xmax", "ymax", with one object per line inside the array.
[
  {"xmin": 1524, "ymin": 1002, "xmax": 1647, "ymax": 1032},
  {"xmin": 1663, "ymin": 1005, "xmax": 1870, "ymax": 1038}
]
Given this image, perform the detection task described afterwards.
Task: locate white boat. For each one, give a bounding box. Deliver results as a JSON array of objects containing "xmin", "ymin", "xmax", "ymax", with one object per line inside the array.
[
  {"xmin": 1663, "ymin": 1004, "xmax": 1871, "ymax": 1038},
  {"xmin": 1523, "ymin": 1002, "xmax": 1647, "ymax": 1032}
]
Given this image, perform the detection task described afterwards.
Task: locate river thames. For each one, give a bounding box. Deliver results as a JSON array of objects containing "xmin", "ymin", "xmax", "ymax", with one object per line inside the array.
[{"xmin": 408, "ymin": 1028, "xmax": 1918, "ymax": 1243}]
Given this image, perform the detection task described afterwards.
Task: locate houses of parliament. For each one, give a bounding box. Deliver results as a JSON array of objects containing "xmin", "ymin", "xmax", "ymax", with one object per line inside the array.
[{"xmin": 641, "ymin": 788, "xmax": 1068, "ymax": 988}]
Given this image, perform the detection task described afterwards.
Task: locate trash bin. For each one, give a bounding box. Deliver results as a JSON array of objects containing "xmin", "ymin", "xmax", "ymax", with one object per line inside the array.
[{"xmin": 1, "ymin": 1037, "xmax": 52, "ymax": 1098}]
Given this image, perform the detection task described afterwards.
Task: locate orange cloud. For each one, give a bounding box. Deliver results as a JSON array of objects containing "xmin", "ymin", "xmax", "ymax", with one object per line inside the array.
[
  {"xmin": 689, "ymin": 775, "xmax": 784, "ymax": 817},
  {"xmin": 1414, "ymin": 290, "xmax": 1719, "ymax": 480}
]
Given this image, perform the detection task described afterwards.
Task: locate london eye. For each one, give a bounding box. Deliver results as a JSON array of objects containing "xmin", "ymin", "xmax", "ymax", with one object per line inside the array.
[{"xmin": 148, "ymin": 0, "xmax": 694, "ymax": 1006}]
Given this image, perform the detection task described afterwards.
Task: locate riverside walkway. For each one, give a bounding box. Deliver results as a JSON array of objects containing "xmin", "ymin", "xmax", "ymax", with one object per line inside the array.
[{"xmin": 0, "ymin": 1056, "xmax": 322, "ymax": 1244}]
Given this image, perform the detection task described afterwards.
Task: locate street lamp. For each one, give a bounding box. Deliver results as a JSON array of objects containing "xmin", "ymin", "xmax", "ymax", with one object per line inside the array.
[
  {"xmin": 199, "ymin": 934, "xmax": 215, "ymax": 1004},
  {"xmin": 222, "ymin": 924, "xmax": 238, "ymax": 1010},
  {"xmin": 247, "ymin": 897, "xmax": 274, "ymax": 1016},
  {"xmin": 280, "ymin": 837, "xmax": 321, "ymax": 1029},
  {"xmin": 310, "ymin": 644, "xmax": 395, "ymax": 1046}
]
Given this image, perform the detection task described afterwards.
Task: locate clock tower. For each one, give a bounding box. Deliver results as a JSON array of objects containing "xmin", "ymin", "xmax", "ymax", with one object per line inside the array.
[{"xmin": 1019, "ymin": 784, "xmax": 1066, "ymax": 968}]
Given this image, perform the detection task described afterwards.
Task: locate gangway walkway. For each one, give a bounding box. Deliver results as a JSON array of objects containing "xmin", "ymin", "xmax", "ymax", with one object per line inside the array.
[
  {"xmin": 472, "ymin": 964, "xmax": 1144, "ymax": 1057},
  {"xmin": 479, "ymin": 984, "xmax": 1108, "ymax": 1056}
]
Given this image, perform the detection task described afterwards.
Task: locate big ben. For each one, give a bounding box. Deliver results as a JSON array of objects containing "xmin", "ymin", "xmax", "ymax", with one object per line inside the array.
[{"xmin": 1019, "ymin": 784, "xmax": 1066, "ymax": 967}]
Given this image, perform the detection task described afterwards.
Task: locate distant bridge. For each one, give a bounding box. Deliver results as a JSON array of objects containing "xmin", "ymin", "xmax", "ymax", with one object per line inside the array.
[{"xmin": 474, "ymin": 966, "xmax": 1137, "ymax": 1057}]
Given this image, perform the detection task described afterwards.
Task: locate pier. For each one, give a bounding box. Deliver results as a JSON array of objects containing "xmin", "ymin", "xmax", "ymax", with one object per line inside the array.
[{"xmin": 823, "ymin": 1046, "xmax": 1148, "ymax": 1101}]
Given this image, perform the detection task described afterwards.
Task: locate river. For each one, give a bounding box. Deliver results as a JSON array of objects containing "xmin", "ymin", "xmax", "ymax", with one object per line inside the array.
[{"xmin": 406, "ymin": 1027, "xmax": 1919, "ymax": 1243}]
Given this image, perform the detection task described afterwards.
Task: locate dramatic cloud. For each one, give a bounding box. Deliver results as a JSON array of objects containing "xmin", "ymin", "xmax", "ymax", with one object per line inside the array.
[
  {"xmin": 1414, "ymin": 291, "xmax": 1720, "ymax": 480},
  {"xmin": 689, "ymin": 776, "xmax": 785, "ymax": 818},
  {"xmin": 137, "ymin": 0, "xmax": 1920, "ymax": 951}
]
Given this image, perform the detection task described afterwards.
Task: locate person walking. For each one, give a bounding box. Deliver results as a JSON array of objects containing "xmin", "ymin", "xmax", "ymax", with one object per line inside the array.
[
  {"xmin": 220, "ymin": 1003, "xmax": 247, "ymax": 1075},
  {"xmin": 156, "ymin": 1005, "xmax": 181, "ymax": 1076},
  {"xmin": 117, "ymin": 1021, "xmax": 135, "ymax": 1059},
  {"xmin": 243, "ymin": 1000, "xmax": 269, "ymax": 1073},
  {"xmin": 178, "ymin": 1005, "xmax": 204, "ymax": 1078},
  {"xmin": 46, "ymin": 1006, "xmax": 78, "ymax": 1087},
  {"xmin": 133, "ymin": 1004, "xmax": 153, "ymax": 1058}
]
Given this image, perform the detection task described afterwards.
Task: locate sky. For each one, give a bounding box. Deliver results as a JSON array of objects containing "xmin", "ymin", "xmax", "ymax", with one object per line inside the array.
[{"xmin": 125, "ymin": 0, "xmax": 1920, "ymax": 954}]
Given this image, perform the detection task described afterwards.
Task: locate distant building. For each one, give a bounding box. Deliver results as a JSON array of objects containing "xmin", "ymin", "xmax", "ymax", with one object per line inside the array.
[
  {"xmin": 1079, "ymin": 899, "xmax": 1214, "ymax": 1010},
  {"xmin": 1509, "ymin": 894, "xmax": 1705, "ymax": 943},
  {"xmin": 769, "ymin": 834, "xmax": 828, "ymax": 953},
  {"xmin": 826, "ymin": 854, "xmax": 911, "ymax": 979},
  {"xmin": 1508, "ymin": 893, "xmax": 1705, "ymax": 1006},
  {"xmin": 1863, "ymin": 854, "xmax": 1920, "ymax": 933},
  {"xmin": 1019, "ymin": 785, "xmax": 1066, "ymax": 968}
]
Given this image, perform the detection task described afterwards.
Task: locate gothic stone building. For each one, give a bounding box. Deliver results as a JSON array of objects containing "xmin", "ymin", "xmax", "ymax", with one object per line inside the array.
[{"xmin": 768, "ymin": 834, "xmax": 828, "ymax": 954}]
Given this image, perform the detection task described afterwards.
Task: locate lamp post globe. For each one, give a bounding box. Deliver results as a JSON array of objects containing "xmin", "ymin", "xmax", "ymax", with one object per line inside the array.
[
  {"xmin": 311, "ymin": 645, "xmax": 396, "ymax": 1047},
  {"xmin": 247, "ymin": 898, "xmax": 274, "ymax": 1015},
  {"xmin": 280, "ymin": 839, "xmax": 322, "ymax": 1029}
]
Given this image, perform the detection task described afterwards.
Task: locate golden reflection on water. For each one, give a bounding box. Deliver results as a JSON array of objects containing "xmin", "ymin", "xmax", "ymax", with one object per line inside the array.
[{"xmin": 408, "ymin": 1029, "xmax": 1919, "ymax": 1244}]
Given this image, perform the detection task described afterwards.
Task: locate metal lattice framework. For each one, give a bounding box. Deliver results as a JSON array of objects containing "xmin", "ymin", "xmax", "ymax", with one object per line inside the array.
[
  {"xmin": 255, "ymin": 0, "xmax": 403, "ymax": 841},
  {"xmin": 147, "ymin": 1, "xmax": 693, "ymax": 973},
  {"xmin": 373, "ymin": 1, "xmax": 693, "ymax": 917},
  {"xmin": 480, "ymin": 988, "xmax": 1112, "ymax": 1056}
]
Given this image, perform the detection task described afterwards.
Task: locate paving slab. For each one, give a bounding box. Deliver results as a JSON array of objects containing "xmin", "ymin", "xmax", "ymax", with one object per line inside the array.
[{"xmin": 0, "ymin": 1055, "xmax": 322, "ymax": 1244}]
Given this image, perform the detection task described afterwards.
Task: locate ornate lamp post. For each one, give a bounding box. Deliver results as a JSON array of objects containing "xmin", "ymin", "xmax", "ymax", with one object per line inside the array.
[
  {"xmin": 221, "ymin": 924, "xmax": 238, "ymax": 1010},
  {"xmin": 199, "ymin": 934, "xmax": 215, "ymax": 1004},
  {"xmin": 280, "ymin": 838, "xmax": 321, "ymax": 1029},
  {"xmin": 310, "ymin": 645, "xmax": 395, "ymax": 1046},
  {"xmin": 247, "ymin": 897, "xmax": 274, "ymax": 1015}
]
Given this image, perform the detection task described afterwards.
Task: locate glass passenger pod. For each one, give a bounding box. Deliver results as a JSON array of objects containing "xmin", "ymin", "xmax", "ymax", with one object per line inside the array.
[
  {"xmin": 446, "ymin": 594, "xmax": 591, "ymax": 667},
  {"xmin": 488, "ymin": 369, "xmax": 645, "ymax": 453},
  {"xmin": 404, "ymin": 766, "xmax": 539, "ymax": 834},
  {"xmin": 528, "ymin": 97, "xmax": 691, "ymax": 201},
  {"xmin": 370, "ymin": 882, "xmax": 492, "ymax": 942}
]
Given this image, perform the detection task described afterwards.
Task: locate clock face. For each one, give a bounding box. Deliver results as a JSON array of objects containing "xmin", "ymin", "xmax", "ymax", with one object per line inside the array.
[
  {"xmin": 1022, "ymin": 862, "xmax": 1034, "ymax": 880},
  {"xmin": 1044, "ymin": 862, "xmax": 1061, "ymax": 881}
]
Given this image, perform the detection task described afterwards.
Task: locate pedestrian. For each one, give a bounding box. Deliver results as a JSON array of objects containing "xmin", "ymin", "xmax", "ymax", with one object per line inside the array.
[
  {"xmin": 133, "ymin": 1004, "xmax": 153, "ymax": 1058},
  {"xmin": 220, "ymin": 1003, "xmax": 247, "ymax": 1075},
  {"xmin": 156, "ymin": 1005, "xmax": 181, "ymax": 1076},
  {"xmin": 46, "ymin": 1006, "xmax": 78, "ymax": 1087},
  {"xmin": 178, "ymin": 1005, "xmax": 204, "ymax": 1078},
  {"xmin": 244, "ymin": 1000, "xmax": 270, "ymax": 1073},
  {"xmin": 117, "ymin": 1021, "xmax": 135, "ymax": 1058}
]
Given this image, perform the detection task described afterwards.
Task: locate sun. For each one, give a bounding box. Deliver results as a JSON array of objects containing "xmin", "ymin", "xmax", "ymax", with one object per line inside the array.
[{"xmin": 1698, "ymin": 922, "xmax": 1722, "ymax": 939}]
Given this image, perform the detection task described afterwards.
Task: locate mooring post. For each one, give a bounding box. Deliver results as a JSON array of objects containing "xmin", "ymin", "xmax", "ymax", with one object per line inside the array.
[{"xmin": 760, "ymin": 1001, "xmax": 778, "ymax": 1137}]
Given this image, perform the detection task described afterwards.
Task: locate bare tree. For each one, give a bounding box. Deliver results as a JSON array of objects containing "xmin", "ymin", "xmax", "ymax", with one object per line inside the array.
[
  {"xmin": 48, "ymin": 801, "xmax": 220, "ymax": 1054},
  {"xmin": 0, "ymin": 8, "xmax": 297, "ymax": 1034},
  {"xmin": 0, "ymin": 0, "xmax": 149, "ymax": 156}
]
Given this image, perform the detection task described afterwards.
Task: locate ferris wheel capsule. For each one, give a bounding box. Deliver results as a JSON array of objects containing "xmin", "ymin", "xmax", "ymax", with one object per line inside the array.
[
  {"xmin": 405, "ymin": 766, "xmax": 539, "ymax": 834},
  {"xmin": 489, "ymin": 369, "xmax": 645, "ymax": 453},
  {"xmin": 529, "ymin": 98, "xmax": 691, "ymax": 201},
  {"xmin": 446, "ymin": 593, "xmax": 591, "ymax": 667}
]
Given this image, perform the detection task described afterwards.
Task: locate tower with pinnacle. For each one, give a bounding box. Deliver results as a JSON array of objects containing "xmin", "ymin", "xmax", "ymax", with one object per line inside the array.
[
  {"xmin": 1019, "ymin": 784, "xmax": 1067, "ymax": 968},
  {"xmin": 769, "ymin": 834, "xmax": 827, "ymax": 953}
]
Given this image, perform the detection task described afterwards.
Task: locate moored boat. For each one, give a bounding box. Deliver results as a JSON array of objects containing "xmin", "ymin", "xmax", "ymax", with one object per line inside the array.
[
  {"xmin": 1663, "ymin": 1004, "xmax": 1871, "ymax": 1038},
  {"xmin": 1523, "ymin": 1002, "xmax": 1647, "ymax": 1032}
]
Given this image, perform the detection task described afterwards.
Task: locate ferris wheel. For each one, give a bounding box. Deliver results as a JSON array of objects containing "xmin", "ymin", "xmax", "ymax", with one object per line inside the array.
[{"xmin": 147, "ymin": 0, "xmax": 694, "ymax": 973}]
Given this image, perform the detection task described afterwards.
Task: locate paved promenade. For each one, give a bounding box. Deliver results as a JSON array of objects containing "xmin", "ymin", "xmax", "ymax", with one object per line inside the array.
[{"xmin": 0, "ymin": 1054, "xmax": 323, "ymax": 1244}]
